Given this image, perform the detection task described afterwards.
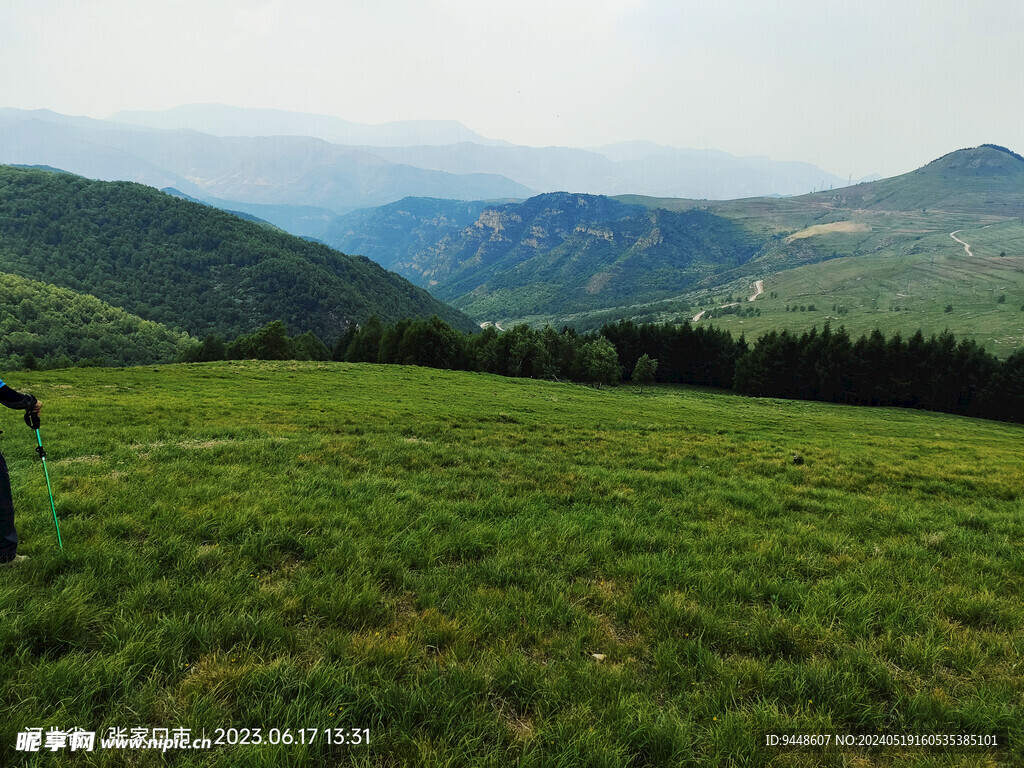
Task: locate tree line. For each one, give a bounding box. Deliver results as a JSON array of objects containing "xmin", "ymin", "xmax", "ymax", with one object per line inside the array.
[
  {"xmin": 181, "ymin": 318, "xmax": 627, "ymax": 388},
  {"xmin": 733, "ymin": 325, "xmax": 1021, "ymax": 420},
  {"xmin": 181, "ymin": 315, "xmax": 1024, "ymax": 425}
]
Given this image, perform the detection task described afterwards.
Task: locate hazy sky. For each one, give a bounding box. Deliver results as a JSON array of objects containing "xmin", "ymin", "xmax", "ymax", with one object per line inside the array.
[{"xmin": 2, "ymin": 0, "xmax": 1022, "ymax": 178}]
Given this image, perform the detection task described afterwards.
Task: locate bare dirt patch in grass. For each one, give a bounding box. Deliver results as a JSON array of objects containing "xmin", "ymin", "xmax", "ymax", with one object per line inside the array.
[
  {"xmin": 61, "ymin": 454, "xmax": 102, "ymax": 465},
  {"xmin": 786, "ymin": 221, "xmax": 870, "ymax": 242}
]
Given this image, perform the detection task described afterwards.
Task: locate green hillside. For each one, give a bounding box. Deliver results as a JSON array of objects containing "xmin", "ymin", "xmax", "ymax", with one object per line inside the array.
[
  {"xmin": 0, "ymin": 271, "xmax": 191, "ymax": 368},
  {"xmin": 602, "ymin": 146, "xmax": 1024, "ymax": 349},
  {"xmin": 0, "ymin": 166, "xmax": 478, "ymax": 340},
  {"xmin": 626, "ymin": 145, "xmax": 1024, "ymax": 224},
  {"xmin": 667, "ymin": 222, "xmax": 1024, "ymax": 355},
  {"xmin": 1, "ymin": 362, "xmax": 1019, "ymax": 766},
  {"xmin": 811, "ymin": 144, "xmax": 1024, "ymax": 217},
  {"xmin": 326, "ymin": 147, "xmax": 1024, "ymax": 345}
]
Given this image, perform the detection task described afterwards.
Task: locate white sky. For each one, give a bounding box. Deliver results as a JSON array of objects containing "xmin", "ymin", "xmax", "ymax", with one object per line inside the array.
[{"xmin": 2, "ymin": 0, "xmax": 1022, "ymax": 178}]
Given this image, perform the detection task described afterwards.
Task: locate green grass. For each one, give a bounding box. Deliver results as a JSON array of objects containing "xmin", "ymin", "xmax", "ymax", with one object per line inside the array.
[
  {"xmin": 684, "ymin": 220, "xmax": 1024, "ymax": 353},
  {"xmin": 2, "ymin": 362, "xmax": 1022, "ymax": 766},
  {"xmin": 528, "ymin": 209, "xmax": 1024, "ymax": 350},
  {"xmin": 553, "ymin": 159, "xmax": 1024, "ymax": 345}
]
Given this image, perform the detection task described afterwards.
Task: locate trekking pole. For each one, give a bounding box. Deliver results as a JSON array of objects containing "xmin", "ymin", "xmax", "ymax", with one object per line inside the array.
[{"xmin": 25, "ymin": 409, "xmax": 61, "ymax": 550}]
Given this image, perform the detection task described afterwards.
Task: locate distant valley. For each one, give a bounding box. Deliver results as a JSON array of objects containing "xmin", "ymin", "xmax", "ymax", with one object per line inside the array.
[
  {"xmin": 3, "ymin": 104, "xmax": 1022, "ymax": 354},
  {"xmin": 326, "ymin": 145, "xmax": 1024, "ymax": 352},
  {"xmin": 623, "ymin": 145, "xmax": 1024, "ymax": 351},
  {"xmin": 324, "ymin": 192, "xmax": 763, "ymax": 320}
]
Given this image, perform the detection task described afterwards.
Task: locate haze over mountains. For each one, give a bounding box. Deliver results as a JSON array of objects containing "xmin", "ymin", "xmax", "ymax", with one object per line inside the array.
[
  {"xmin": 0, "ymin": 108, "xmax": 533, "ymax": 215},
  {"xmin": 360, "ymin": 142, "xmax": 876, "ymax": 202},
  {"xmin": 3, "ymin": 103, "xmax": 1021, "ymax": 352},
  {"xmin": 0, "ymin": 106, "xmax": 874, "ymax": 230},
  {"xmin": 110, "ymin": 104, "xmax": 509, "ymax": 147}
]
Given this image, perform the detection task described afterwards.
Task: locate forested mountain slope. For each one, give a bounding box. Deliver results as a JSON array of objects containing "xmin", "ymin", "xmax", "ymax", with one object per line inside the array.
[
  {"xmin": 0, "ymin": 166, "xmax": 477, "ymax": 340},
  {"xmin": 0, "ymin": 271, "xmax": 190, "ymax": 368},
  {"xmin": 326, "ymin": 192, "xmax": 765, "ymax": 321}
]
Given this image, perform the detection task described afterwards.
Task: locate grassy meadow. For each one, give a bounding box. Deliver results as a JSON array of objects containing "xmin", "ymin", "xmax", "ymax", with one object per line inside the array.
[
  {"xmin": 544, "ymin": 218, "xmax": 1024, "ymax": 350},
  {"xmin": 686, "ymin": 220, "xmax": 1024, "ymax": 354},
  {"xmin": 533, "ymin": 169, "xmax": 1024, "ymax": 344},
  {"xmin": 2, "ymin": 361, "xmax": 1022, "ymax": 766}
]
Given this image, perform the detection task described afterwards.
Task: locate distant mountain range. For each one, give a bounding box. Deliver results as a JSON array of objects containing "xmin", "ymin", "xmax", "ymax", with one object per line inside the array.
[
  {"xmin": 360, "ymin": 141, "xmax": 878, "ymax": 200},
  {"xmin": 1, "ymin": 134, "xmax": 1021, "ymax": 355},
  {"xmin": 0, "ymin": 106, "xmax": 875, "ymax": 226},
  {"xmin": 9, "ymin": 105, "xmax": 1018, "ymax": 350},
  {"xmin": 110, "ymin": 104, "xmax": 509, "ymax": 147},
  {"xmin": 0, "ymin": 109, "xmax": 534, "ymax": 212}
]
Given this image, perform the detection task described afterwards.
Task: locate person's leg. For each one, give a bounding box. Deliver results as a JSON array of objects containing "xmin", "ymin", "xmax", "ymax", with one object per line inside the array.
[{"xmin": 0, "ymin": 451, "xmax": 18, "ymax": 562}]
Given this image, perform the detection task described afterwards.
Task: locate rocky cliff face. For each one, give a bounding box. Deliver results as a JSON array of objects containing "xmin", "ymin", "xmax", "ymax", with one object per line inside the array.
[{"xmin": 326, "ymin": 193, "xmax": 764, "ymax": 320}]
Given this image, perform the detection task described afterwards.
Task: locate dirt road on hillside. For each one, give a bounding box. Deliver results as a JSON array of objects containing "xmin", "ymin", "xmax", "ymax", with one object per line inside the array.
[
  {"xmin": 692, "ymin": 280, "xmax": 762, "ymax": 321},
  {"xmin": 950, "ymin": 231, "xmax": 974, "ymax": 258},
  {"xmin": 693, "ymin": 303, "xmax": 741, "ymax": 322}
]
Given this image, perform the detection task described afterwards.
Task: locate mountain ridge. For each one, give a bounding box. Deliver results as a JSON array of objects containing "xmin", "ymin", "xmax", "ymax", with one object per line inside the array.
[
  {"xmin": 0, "ymin": 109, "xmax": 536, "ymax": 212},
  {"xmin": 794, "ymin": 144, "xmax": 1024, "ymax": 217},
  {"xmin": 109, "ymin": 103, "xmax": 509, "ymax": 147},
  {"xmin": 326, "ymin": 192, "xmax": 764, "ymax": 320},
  {"xmin": 0, "ymin": 166, "xmax": 478, "ymax": 340},
  {"xmin": 0, "ymin": 108, "xmax": 876, "ymax": 212}
]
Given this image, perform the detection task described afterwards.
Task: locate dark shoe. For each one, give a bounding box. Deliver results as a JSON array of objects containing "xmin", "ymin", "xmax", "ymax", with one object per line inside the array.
[{"xmin": 0, "ymin": 554, "xmax": 27, "ymax": 564}]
